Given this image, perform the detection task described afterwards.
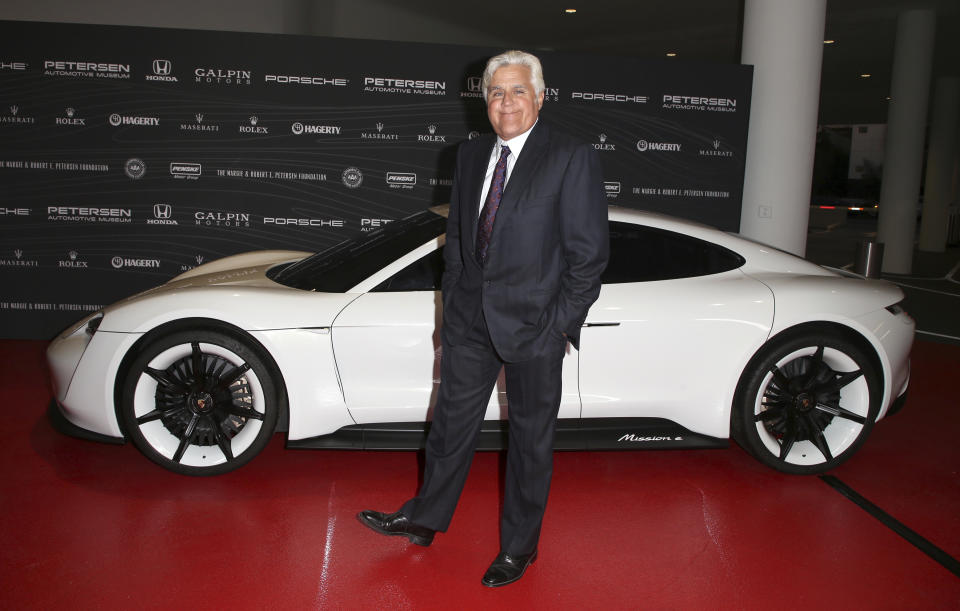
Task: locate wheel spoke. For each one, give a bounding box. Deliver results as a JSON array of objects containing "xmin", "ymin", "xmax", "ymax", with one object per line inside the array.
[
  {"xmin": 136, "ymin": 405, "xmax": 185, "ymax": 425},
  {"xmin": 173, "ymin": 414, "xmax": 200, "ymax": 463},
  {"xmin": 778, "ymin": 416, "xmax": 798, "ymax": 460},
  {"xmin": 823, "ymin": 403, "xmax": 868, "ymax": 425},
  {"xmin": 210, "ymin": 416, "xmax": 234, "ymax": 460},
  {"xmin": 808, "ymin": 416, "xmax": 834, "ymax": 462},
  {"xmin": 145, "ymin": 367, "xmax": 181, "ymax": 390},
  {"xmin": 769, "ymin": 366, "xmax": 792, "ymax": 392},
  {"xmin": 215, "ymin": 363, "xmax": 252, "ymax": 390},
  {"xmin": 190, "ymin": 342, "xmax": 204, "ymax": 380},
  {"xmin": 823, "ymin": 369, "xmax": 864, "ymax": 393},
  {"xmin": 755, "ymin": 405, "xmax": 783, "ymax": 422},
  {"xmin": 225, "ymin": 404, "xmax": 265, "ymax": 421}
]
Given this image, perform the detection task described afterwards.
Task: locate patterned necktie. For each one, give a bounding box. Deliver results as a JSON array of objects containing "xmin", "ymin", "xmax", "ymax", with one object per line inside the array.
[{"xmin": 476, "ymin": 144, "xmax": 511, "ymax": 263}]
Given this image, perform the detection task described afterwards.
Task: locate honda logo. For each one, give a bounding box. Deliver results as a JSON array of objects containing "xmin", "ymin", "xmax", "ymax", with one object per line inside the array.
[
  {"xmin": 152, "ymin": 59, "xmax": 171, "ymax": 76},
  {"xmin": 467, "ymin": 76, "xmax": 482, "ymax": 92},
  {"xmin": 153, "ymin": 204, "xmax": 172, "ymax": 219}
]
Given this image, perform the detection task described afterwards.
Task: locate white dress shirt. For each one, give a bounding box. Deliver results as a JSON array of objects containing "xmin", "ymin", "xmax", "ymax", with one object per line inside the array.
[{"xmin": 477, "ymin": 120, "xmax": 538, "ymax": 216}]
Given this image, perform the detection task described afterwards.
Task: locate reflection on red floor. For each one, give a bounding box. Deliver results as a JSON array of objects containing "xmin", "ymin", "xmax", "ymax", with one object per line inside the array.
[{"xmin": 0, "ymin": 340, "xmax": 958, "ymax": 609}]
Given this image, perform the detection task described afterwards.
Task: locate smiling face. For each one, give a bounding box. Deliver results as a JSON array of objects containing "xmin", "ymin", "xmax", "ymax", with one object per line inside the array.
[{"xmin": 486, "ymin": 64, "xmax": 544, "ymax": 141}]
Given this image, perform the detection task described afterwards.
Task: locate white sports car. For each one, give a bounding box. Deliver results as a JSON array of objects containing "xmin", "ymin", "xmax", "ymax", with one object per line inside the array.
[{"xmin": 47, "ymin": 206, "xmax": 915, "ymax": 476}]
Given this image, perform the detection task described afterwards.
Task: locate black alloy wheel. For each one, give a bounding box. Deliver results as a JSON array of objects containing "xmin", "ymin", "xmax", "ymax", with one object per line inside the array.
[
  {"xmin": 732, "ymin": 329, "xmax": 881, "ymax": 475},
  {"xmin": 119, "ymin": 329, "xmax": 279, "ymax": 475}
]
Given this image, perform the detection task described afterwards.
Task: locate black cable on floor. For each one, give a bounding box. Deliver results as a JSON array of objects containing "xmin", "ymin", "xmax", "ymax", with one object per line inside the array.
[{"xmin": 820, "ymin": 475, "xmax": 960, "ymax": 579}]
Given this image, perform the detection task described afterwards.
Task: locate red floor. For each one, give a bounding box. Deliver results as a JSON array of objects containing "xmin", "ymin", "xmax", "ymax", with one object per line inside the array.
[{"xmin": 1, "ymin": 339, "xmax": 958, "ymax": 609}]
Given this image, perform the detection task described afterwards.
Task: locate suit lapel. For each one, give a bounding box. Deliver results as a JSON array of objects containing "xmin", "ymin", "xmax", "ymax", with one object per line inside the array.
[{"xmin": 492, "ymin": 121, "xmax": 549, "ymax": 227}]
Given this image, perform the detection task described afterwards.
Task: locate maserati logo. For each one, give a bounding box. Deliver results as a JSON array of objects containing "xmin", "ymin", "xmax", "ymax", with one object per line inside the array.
[
  {"xmin": 10, "ymin": 105, "xmax": 18, "ymax": 116},
  {"xmin": 376, "ymin": 122, "xmax": 383, "ymax": 132},
  {"xmin": 196, "ymin": 113, "xmax": 204, "ymax": 123},
  {"xmin": 427, "ymin": 124, "xmax": 437, "ymax": 135},
  {"xmin": 249, "ymin": 116, "xmax": 259, "ymax": 126},
  {"xmin": 14, "ymin": 249, "xmax": 22, "ymax": 260},
  {"xmin": 152, "ymin": 59, "xmax": 171, "ymax": 76},
  {"xmin": 713, "ymin": 140, "xmax": 721, "ymax": 149},
  {"xmin": 153, "ymin": 204, "xmax": 172, "ymax": 219},
  {"xmin": 195, "ymin": 255, "xmax": 204, "ymax": 265},
  {"xmin": 66, "ymin": 107, "xmax": 75, "ymax": 118}
]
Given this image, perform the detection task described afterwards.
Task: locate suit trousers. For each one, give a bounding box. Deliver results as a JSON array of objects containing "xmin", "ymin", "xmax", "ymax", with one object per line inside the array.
[{"xmin": 400, "ymin": 311, "xmax": 566, "ymax": 556}]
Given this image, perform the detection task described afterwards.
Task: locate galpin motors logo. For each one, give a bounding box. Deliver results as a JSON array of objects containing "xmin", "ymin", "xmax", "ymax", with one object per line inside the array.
[
  {"xmin": 195, "ymin": 210, "xmax": 251, "ymax": 227},
  {"xmin": 170, "ymin": 162, "xmax": 202, "ymax": 179},
  {"xmin": 111, "ymin": 256, "xmax": 160, "ymax": 269},
  {"xmin": 604, "ymin": 182, "xmax": 621, "ymax": 199},
  {"xmin": 109, "ymin": 113, "xmax": 160, "ymax": 127},
  {"xmin": 291, "ymin": 122, "xmax": 341, "ymax": 135},
  {"xmin": 58, "ymin": 250, "xmax": 88, "ymax": 269},
  {"xmin": 361, "ymin": 121, "xmax": 399, "ymax": 141},
  {"xmin": 699, "ymin": 139, "xmax": 734, "ymax": 158},
  {"xmin": 124, "ymin": 158, "xmax": 146, "ymax": 180},
  {"xmin": 662, "ymin": 94, "xmax": 737, "ymax": 112},
  {"xmin": 55, "ymin": 107, "xmax": 85, "ymax": 126},
  {"xmin": 194, "ymin": 67, "xmax": 251, "ymax": 85},
  {"xmin": 594, "ymin": 134, "xmax": 615, "ymax": 151},
  {"xmin": 147, "ymin": 59, "xmax": 178, "ymax": 82},
  {"xmin": 180, "ymin": 113, "xmax": 219, "ymax": 132},
  {"xmin": 461, "ymin": 76, "xmax": 484, "ymax": 99},
  {"xmin": 239, "ymin": 116, "xmax": 269, "ymax": 134},
  {"xmin": 386, "ymin": 172, "xmax": 417, "ymax": 189},
  {"xmin": 637, "ymin": 139, "xmax": 681, "ymax": 152},
  {"xmin": 0, "ymin": 249, "xmax": 39, "ymax": 267},
  {"xmin": 341, "ymin": 167, "xmax": 363, "ymax": 189},
  {"xmin": 363, "ymin": 76, "xmax": 446, "ymax": 96},
  {"xmin": 149, "ymin": 203, "xmax": 178, "ymax": 225},
  {"xmin": 418, "ymin": 124, "xmax": 446, "ymax": 143},
  {"xmin": 1, "ymin": 104, "xmax": 36, "ymax": 125},
  {"xmin": 265, "ymin": 74, "xmax": 347, "ymax": 86}
]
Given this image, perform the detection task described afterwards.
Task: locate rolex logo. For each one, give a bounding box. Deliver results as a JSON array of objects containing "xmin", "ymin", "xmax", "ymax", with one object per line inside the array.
[
  {"xmin": 14, "ymin": 249, "xmax": 23, "ymax": 259},
  {"xmin": 599, "ymin": 133, "xmax": 607, "ymax": 144},
  {"xmin": 376, "ymin": 122, "xmax": 383, "ymax": 133},
  {"xmin": 250, "ymin": 116, "xmax": 258, "ymax": 126},
  {"xmin": 196, "ymin": 113, "xmax": 204, "ymax": 123},
  {"xmin": 10, "ymin": 105, "xmax": 18, "ymax": 116},
  {"xmin": 66, "ymin": 108, "xmax": 75, "ymax": 118},
  {"xmin": 68, "ymin": 250, "xmax": 78, "ymax": 261},
  {"xmin": 427, "ymin": 124, "xmax": 437, "ymax": 135}
]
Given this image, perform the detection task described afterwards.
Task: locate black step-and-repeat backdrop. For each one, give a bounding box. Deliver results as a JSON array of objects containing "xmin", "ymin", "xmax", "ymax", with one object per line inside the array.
[{"xmin": 0, "ymin": 20, "xmax": 752, "ymax": 339}]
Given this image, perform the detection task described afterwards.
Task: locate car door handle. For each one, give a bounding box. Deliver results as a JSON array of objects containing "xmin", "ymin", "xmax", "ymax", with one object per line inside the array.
[{"xmin": 582, "ymin": 322, "xmax": 620, "ymax": 327}]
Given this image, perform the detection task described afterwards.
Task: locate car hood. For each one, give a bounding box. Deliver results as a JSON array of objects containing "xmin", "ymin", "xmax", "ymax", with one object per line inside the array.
[{"xmin": 98, "ymin": 250, "xmax": 359, "ymax": 333}]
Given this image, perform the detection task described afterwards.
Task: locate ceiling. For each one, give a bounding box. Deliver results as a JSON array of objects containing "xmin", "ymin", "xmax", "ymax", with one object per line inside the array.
[{"xmin": 394, "ymin": 0, "xmax": 960, "ymax": 126}]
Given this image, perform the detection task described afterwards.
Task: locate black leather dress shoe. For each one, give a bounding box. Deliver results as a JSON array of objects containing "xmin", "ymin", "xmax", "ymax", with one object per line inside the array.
[
  {"xmin": 481, "ymin": 550, "xmax": 537, "ymax": 587},
  {"xmin": 356, "ymin": 510, "xmax": 435, "ymax": 546}
]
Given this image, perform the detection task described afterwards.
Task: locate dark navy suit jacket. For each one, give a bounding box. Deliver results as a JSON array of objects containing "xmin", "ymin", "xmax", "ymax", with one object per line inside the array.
[{"xmin": 441, "ymin": 121, "xmax": 609, "ymax": 362}]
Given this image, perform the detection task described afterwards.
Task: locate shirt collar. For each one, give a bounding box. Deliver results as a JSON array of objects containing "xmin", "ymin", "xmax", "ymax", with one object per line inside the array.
[{"xmin": 496, "ymin": 119, "xmax": 538, "ymax": 158}]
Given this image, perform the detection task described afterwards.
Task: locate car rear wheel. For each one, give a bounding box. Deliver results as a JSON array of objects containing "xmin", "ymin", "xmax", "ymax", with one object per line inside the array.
[
  {"xmin": 732, "ymin": 329, "xmax": 881, "ymax": 475},
  {"xmin": 119, "ymin": 329, "xmax": 279, "ymax": 475}
]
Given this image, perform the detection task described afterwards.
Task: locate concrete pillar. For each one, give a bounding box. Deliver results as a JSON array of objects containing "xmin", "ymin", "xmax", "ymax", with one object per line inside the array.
[
  {"xmin": 918, "ymin": 77, "xmax": 960, "ymax": 252},
  {"xmin": 876, "ymin": 10, "xmax": 936, "ymax": 273},
  {"xmin": 739, "ymin": 0, "xmax": 826, "ymax": 256}
]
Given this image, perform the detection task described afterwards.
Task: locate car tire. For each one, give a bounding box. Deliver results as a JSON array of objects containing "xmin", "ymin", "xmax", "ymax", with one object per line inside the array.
[
  {"xmin": 731, "ymin": 328, "xmax": 881, "ymax": 475},
  {"xmin": 119, "ymin": 328, "xmax": 279, "ymax": 476}
]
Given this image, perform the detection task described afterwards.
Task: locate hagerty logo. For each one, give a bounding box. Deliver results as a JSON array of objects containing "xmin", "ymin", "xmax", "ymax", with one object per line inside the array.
[{"xmin": 111, "ymin": 256, "xmax": 160, "ymax": 269}]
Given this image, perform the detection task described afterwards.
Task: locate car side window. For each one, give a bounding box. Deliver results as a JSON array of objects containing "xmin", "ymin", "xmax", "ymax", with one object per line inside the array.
[
  {"xmin": 373, "ymin": 246, "xmax": 445, "ymax": 292},
  {"xmin": 602, "ymin": 221, "xmax": 745, "ymax": 283}
]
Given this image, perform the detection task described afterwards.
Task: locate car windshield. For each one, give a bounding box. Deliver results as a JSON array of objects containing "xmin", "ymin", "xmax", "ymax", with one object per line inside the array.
[{"xmin": 267, "ymin": 209, "xmax": 447, "ymax": 292}]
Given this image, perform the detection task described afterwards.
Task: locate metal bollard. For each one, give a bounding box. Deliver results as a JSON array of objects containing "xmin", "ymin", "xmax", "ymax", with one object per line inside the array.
[{"xmin": 855, "ymin": 241, "xmax": 884, "ymax": 278}]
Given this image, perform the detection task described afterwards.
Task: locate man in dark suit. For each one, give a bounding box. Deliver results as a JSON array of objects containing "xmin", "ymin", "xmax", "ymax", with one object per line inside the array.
[{"xmin": 358, "ymin": 50, "xmax": 609, "ymax": 587}]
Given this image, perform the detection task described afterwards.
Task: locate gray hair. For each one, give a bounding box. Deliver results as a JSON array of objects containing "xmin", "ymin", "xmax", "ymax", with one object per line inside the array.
[{"xmin": 482, "ymin": 50, "xmax": 545, "ymax": 102}]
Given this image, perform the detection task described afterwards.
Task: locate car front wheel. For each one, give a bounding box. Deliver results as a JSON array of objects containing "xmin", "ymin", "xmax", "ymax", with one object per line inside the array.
[
  {"xmin": 732, "ymin": 329, "xmax": 881, "ymax": 475},
  {"xmin": 119, "ymin": 329, "xmax": 279, "ymax": 476}
]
